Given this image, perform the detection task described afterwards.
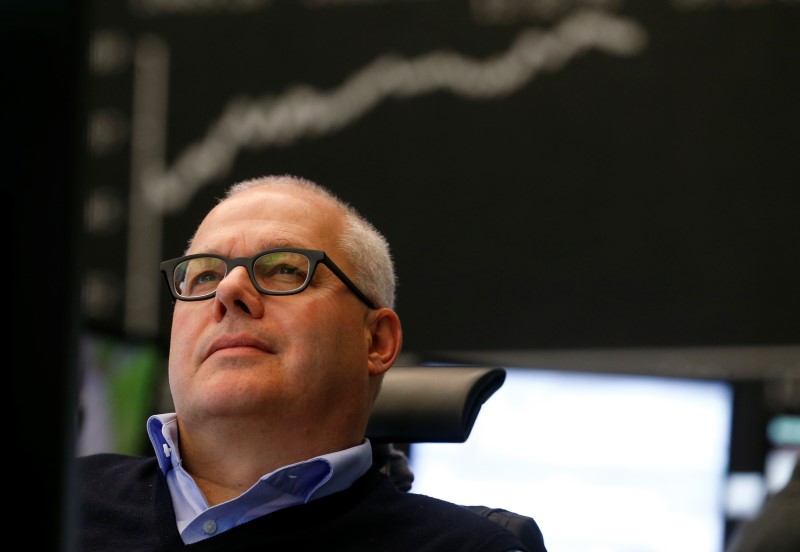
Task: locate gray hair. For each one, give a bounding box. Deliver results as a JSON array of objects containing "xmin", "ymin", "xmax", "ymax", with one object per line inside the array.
[{"xmin": 220, "ymin": 174, "xmax": 397, "ymax": 309}]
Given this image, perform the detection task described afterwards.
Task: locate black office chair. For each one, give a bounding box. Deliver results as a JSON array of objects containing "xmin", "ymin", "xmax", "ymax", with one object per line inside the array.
[{"xmin": 366, "ymin": 365, "xmax": 547, "ymax": 552}]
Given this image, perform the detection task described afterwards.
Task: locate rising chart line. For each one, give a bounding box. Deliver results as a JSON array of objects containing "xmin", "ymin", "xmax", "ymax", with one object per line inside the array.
[{"xmin": 141, "ymin": 9, "xmax": 647, "ymax": 214}]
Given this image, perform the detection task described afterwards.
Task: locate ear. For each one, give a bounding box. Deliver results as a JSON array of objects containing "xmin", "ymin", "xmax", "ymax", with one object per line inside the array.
[{"xmin": 366, "ymin": 308, "xmax": 403, "ymax": 376}]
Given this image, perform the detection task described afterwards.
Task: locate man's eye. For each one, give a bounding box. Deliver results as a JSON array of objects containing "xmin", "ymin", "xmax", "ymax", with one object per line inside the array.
[{"xmin": 196, "ymin": 271, "xmax": 221, "ymax": 284}]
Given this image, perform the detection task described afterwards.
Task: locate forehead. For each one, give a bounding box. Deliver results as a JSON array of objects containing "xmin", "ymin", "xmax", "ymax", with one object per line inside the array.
[{"xmin": 190, "ymin": 186, "xmax": 344, "ymax": 255}]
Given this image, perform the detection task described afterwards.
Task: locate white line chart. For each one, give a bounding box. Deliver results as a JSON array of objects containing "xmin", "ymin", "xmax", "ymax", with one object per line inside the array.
[
  {"xmin": 140, "ymin": 9, "xmax": 647, "ymax": 214},
  {"xmin": 123, "ymin": 8, "xmax": 647, "ymax": 334}
]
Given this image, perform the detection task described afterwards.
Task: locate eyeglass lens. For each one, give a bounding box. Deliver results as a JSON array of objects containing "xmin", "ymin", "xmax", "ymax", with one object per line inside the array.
[{"xmin": 173, "ymin": 251, "xmax": 312, "ymax": 298}]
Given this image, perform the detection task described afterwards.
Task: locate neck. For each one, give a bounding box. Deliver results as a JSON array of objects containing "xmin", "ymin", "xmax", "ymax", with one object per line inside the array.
[{"xmin": 174, "ymin": 414, "xmax": 365, "ymax": 505}]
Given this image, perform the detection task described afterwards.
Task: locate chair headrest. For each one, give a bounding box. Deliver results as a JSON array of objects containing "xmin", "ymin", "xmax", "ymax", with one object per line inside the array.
[{"xmin": 365, "ymin": 365, "xmax": 506, "ymax": 443}]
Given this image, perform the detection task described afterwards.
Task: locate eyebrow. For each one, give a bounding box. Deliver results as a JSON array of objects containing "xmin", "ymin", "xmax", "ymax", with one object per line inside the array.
[
  {"xmin": 253, "ymin": 238, "xmax": 311, "ymax": 252},
  {"xmin": 188, "ymin": 237, "xmax": 317, "ymax": 258}
]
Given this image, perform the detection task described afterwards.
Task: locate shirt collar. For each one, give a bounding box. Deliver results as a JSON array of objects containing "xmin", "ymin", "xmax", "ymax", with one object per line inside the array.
[
  {"xmin": 147, "ymin": 413, "xmax": 180, "ymax": 475},
  {"xmin": 147, "ymin": 413, "xmax": 374, "ymax": 543},
  {"xmin": 146, "ymin": 412, "xmax": 373, "ymax": 495}
]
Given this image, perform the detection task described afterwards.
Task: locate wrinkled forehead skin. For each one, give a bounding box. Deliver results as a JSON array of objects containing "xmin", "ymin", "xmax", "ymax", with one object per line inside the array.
[{"xmin": 190, "ymin": 185, "xmax": 351, "ymax": 271}]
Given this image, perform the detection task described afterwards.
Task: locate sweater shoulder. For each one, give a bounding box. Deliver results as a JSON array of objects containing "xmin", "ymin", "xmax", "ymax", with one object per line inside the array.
[
  {"xmin": 76, "ymin": 453, "xmax": 180, "ymax": 550},
  {"xmin": 76, "ymin": 453, "xmax": 160, "ymax": 487},
  {"xmin": 217, "ymin": 467, "xmax": 532, "ymax": 552},
  {"xmin": 77, "ymin": 452, "xmax": 161, "ymax": 501},
  {"xmin": 352, "ymin": 469, "xmax": 536, "ymax": 551}
]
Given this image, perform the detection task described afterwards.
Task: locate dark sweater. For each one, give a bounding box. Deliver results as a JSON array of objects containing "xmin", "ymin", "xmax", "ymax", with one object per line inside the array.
[{"xmin": 77, "ymin": 453, "xmax": 530, "ymax": 552}]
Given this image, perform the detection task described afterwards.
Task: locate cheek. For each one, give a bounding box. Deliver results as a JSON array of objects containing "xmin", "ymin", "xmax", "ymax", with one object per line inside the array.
[
  {"xmin": 168, "ymin": 307, "xmax": 203, "ymax": 378},
  {"xmin": 301, "ymin": 300, "xmax": 363, "ymax": 342},
  {"xmin": 283, "ymin": 302, "xmax": 365, "ymax": 366},
  {"xmin": 171, "ymin": 303, "xmax": 204, "ymax": 334}
]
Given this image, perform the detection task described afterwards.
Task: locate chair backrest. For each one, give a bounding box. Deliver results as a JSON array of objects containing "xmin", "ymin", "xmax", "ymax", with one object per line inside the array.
[
  {"xmin": 366, "ymin": 365, "xmax": 548, "ymax": 552},
  {"xmin": 366, "ymin": 365, "xmax": 506, "ymax": 443}
]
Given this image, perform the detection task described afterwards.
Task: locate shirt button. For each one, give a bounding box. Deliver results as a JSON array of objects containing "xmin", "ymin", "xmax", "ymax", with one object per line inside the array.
[{"xmin": 203, "ymin": 520, "xmax": 217, "ymax": 535}]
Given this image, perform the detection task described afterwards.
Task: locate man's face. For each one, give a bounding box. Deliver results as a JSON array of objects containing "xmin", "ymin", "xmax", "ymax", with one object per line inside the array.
[{"xmin": 167, "ymin": 187, "xmax": 374, "ymax": 438}]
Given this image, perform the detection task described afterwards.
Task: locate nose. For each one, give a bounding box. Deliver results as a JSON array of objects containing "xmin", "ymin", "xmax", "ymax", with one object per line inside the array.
[{"xmin": 213, "ymin": 266, "xmax": 265, "ymax": 320}]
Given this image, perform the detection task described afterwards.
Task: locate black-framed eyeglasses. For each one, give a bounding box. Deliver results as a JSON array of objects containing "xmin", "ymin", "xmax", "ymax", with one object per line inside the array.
[{"xmin": 159, "ymin": 248, "xmax": 376, "ymax": 309}]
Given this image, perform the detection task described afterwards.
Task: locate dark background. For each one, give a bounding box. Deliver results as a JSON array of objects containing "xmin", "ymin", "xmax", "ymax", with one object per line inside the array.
[
  {"xmin": 75, "ymin": 1, "xmax": 799, "ymax": 353},
  {"xmin": 8, "ymin": 1, "xmax": 82, "ymax": 550}
]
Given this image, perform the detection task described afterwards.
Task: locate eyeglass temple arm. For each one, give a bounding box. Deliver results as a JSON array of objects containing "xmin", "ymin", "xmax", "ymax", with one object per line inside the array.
[{"xmin": 322, "ymin": 258, "xmax": 376, "ymax": 309}]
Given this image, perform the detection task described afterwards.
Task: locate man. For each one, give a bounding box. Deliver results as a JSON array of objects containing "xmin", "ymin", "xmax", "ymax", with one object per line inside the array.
[{"xmin": 77, "ymin": 174, "xmax": 542, "ymax": 551}]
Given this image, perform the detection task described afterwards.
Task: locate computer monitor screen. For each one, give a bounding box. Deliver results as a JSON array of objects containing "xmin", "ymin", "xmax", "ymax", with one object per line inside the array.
[{"xmin": 409, "ymin": 368, "xmax": 733, "ymax": 552}]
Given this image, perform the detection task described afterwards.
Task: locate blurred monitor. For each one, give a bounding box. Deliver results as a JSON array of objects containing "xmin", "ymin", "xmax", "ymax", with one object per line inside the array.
[
  {"xmin": 409, "ymin": 367, "xmax": 734, "ymax": 552},
  {"xmin": 76, "ymin": 332, "xmax": 161, "ymax": 456}
]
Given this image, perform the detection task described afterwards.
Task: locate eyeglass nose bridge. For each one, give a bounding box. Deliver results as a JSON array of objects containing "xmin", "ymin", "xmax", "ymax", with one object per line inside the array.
[{"xmin": 219, "ymin": 256, "xmax": 260, "ymax": 293}]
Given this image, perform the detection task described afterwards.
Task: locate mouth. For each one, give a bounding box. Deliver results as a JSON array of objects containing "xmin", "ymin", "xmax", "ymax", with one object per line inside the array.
[{"xmin": 206, "ymin": 335, "xmax": 273, "ymax": 360}]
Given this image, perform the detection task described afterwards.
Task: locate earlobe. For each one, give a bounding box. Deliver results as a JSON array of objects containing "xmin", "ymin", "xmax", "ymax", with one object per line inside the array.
[{"xmin": 367, "ymin": 308, "xmax": 403, "ymax": 375}]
